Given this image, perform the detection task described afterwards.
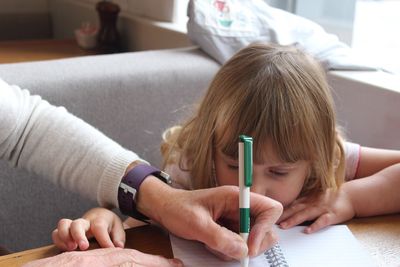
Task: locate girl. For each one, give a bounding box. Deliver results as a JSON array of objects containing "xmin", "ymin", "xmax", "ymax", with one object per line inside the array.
[
  {"xmin": 161, "ymin": 43, "xmax": 400, "ymax": 234},
  {"xmin": 52, "ymin": 43, "xmax": 400, "ymax": 252}
]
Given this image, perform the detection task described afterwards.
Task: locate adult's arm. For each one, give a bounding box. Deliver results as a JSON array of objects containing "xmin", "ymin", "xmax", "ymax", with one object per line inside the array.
[
  {"xmin": 0, "ymin": 78, "xmax": 140, "ymax": 207},
  {"xmin": 0, "ymin": 79, "xmax": 283, "ymax": 260}
]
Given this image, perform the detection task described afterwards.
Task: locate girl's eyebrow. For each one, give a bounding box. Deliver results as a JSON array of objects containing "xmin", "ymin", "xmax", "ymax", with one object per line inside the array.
[
  {"xmin": 269, "ymin": 164, "xmax": 297, "ymax": 169},
  {"xmin": 219, "ymin": 151, "xmax": 238, "ymax": 162},
  {"xmin": 223, "ymin": 154, "xmax": 238, "ymax": 162},
  {"xmin": 257, "ymin": 159, "xmax": 301, "ymax": 168},
  {"xmin": 269, "ymin": 159, "xmax": 309, "ymax": 169},
  {"xmin": 220, "ymin": 149, "xmax": 302, "ymax": 168}
]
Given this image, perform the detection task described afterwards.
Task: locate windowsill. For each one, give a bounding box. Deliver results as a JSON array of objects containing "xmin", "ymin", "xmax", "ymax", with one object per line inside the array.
[
  {"xmin": 330, "ymin": 70, "xmax": 400, "ymax": 94},
  {"xmin": 121, "ymin": 12, "xmax": 188, "ymax": 34},
  {"xmin": 152, "ymin": 19, "xmax": 187, "ymax": 34}
]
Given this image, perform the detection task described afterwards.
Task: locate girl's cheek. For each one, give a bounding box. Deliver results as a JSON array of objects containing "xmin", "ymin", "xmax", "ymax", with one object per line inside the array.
[{"xmin": 275, "ymin": 188, "xmax": 302, "ymax": 208}]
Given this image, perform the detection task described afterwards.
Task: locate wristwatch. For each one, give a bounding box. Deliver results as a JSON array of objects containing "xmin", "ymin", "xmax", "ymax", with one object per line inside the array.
[{"xmin": 118, "ymin": 164, "xmax": 171, "ymax": 220}]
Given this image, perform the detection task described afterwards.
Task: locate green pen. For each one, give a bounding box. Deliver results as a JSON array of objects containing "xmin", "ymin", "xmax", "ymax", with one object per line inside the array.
[{"xmin": 239, "ymin": 135, "xmax": 252, "ymax": 267}]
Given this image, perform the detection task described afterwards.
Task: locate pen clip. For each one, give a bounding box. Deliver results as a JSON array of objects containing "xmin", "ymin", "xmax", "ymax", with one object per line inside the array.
[{"xmin": 239, "ymin": 135, "xmax": 253, "ymax": 186}]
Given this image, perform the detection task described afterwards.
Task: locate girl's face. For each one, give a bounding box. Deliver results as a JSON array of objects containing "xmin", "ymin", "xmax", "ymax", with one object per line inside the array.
[{"xmin": 214, "ymin": 140, "xmax": 310, "ymax": 207}]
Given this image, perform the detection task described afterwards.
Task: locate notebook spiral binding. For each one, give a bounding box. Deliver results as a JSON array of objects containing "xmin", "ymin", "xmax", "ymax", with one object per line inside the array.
[{"xmin": 264, "ymin": 243, "xmax": 289, "ymax": 267}]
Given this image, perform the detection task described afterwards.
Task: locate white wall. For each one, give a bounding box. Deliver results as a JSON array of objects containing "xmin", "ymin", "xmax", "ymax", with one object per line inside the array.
[
  {"xmin": 0, "ymin": 0, "xmax": 51, "ymax": 40},
  {"xmin": 53, "ymin": 0, "xmax": 188, "ymax": 22},
  {"xmin": 49, "ymin": 0, "xmax": 190, "ymax": 51},
  {"xmin": 328, "ymin": 71, "xmax": 400, "ymax": 150},
  {"xmin": 0, "ymin": 0, "xmax": 189, "ymax": 46},
  {"xmin": 0, "ymin": 0, "xmax": 49, "ymax": 13}
]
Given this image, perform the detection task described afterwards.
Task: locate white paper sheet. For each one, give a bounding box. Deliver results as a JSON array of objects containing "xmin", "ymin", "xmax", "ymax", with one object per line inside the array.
[{"xmin": 170, "ymin": 225, "xmax": 377, "ymax": 267}]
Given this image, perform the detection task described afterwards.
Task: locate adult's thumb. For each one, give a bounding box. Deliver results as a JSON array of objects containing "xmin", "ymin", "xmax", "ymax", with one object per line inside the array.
[{"xmin": 198, "ymin": 221, "xmax": 248, "ymax": 260}]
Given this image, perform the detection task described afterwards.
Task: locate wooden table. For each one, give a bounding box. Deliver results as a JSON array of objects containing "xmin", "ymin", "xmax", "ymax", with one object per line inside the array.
[
  {"xmin": 0, "ymin": 225, "xmax": 172, "ymax": 267},
  {"xmin": 347, "ymin": 214, "xmax": 400, "ymax": 267},
  {"xmin": 1, "ymin": 215, "xmax": 399, "ymax": 267},
  {"xmin": 0, "ymin": 39, "xmax": 98, "ymax": 64}
]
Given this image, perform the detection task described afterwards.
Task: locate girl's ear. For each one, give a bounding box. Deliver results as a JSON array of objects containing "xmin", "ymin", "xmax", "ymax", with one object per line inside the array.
[
  {"xmin": 333, "ymin": 147, "xmax": 341, "ymax": 170},
  {"xmin": 160, "ymin": 126, "xmax": 182, "ymax": 163}
]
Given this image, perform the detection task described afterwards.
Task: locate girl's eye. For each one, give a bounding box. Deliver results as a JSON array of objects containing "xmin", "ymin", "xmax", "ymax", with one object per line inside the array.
[
  {"xmin": 227, "ymin": 164, "xmax": 238, "ymax": 170},
  {"xmin": 269, "ymin": 170, "xmax": 288, "ymax": 176}
]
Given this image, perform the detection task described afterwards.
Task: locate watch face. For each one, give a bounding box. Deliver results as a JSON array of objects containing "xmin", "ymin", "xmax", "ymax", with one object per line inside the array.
[{"xmin": 159, "ymin": 171, "xmax": 172, "ymax": 185}]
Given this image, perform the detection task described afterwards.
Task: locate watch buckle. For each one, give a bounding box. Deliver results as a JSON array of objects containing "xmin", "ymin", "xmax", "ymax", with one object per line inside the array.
[{"xmin": 120, "ymin": 182, "xmax": 137, "ymax": 199}]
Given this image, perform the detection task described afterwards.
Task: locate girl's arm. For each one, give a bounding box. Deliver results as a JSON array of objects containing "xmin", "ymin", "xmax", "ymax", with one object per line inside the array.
[
  {"xmin": 279, "ymin": 146, "xmax": 400, "ymax": 233},
  {"xmin": 355, "ymin": 146, "xmax": 400, "ymax": 178},
  {"xmin": 348, "ymin": 146, "xmax": 400, "ymax": 216}
]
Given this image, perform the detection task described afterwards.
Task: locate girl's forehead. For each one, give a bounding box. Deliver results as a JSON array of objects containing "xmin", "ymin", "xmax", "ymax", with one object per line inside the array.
[
  {"xmin": 215, "ymin": 126, "xmax": 310, "ymax": 164},
  {"xmin": 214, "ymin": 107, "xmax": 313, "ymax": 164},
  {"xmin": 217, "ymin": 145, "xmax": 285, "ymax": 165},
  {"xmin": 216, "ymin": 133, "xmax": 285, "ymax": 164}
]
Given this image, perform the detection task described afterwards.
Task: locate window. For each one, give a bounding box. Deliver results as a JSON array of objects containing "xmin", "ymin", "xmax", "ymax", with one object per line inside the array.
[
  {"xmin": 270, "ymin": 0, "xmax": 400, "ymax": 75},
  {"xmin": 352, "ymin": 0, "xmax": 400, "ymax": 75}
]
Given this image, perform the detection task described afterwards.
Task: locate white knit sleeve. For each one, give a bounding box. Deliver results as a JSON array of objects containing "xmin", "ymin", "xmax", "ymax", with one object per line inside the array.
[{"xmin": 0, "ymin": 78, "xmax": 142, "ymax": 208}]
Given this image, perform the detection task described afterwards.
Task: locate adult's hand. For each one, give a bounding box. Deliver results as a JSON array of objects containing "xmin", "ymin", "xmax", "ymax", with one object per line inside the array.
[
  {"xmin": 137, "ymin": 177, "xmax": 283, "ymax": 260},
  {"xmin": 22, "ymin": 247, "xmax": 183, "ymax": 267}
]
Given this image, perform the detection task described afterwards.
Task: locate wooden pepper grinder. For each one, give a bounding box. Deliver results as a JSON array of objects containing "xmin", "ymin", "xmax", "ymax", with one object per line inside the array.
[{"xmin": 96, "ymin": 0, "xmax": 121, "ymax": 53}]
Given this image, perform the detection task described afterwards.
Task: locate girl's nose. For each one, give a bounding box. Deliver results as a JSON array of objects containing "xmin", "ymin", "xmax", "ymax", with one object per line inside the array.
[{"xmin": 250, "ymin": 171, "xmax": 269, "ymax": 196}]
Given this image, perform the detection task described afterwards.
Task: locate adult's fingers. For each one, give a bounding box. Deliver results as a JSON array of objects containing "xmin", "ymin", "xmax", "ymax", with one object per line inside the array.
[
  {"xmin": 247, "ymin": 194, "xmax": 282, "ymax": 256},
  {"xmin": 251, "ymin": 230, "xmax": 278, "ymax": 257},
  {"xmin": 204, "ymin": 244, "xmax": 234, "ymax": 261},
  {"xmin": 248, "ymin": 225, "xmax": 278, "ymax": 257},
  {"xmin": 196, "ymin": 220, "xmax": 248, "ymax": 260}
]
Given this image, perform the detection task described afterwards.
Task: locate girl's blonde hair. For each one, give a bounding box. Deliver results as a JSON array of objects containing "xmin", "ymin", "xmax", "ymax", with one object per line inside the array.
[{"xmin": 162, "ymin": 43, "xmax": 345, "ymax": 195}]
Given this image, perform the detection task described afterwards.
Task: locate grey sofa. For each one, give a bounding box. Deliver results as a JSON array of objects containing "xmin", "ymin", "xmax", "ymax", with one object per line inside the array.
[
  {"xmin": 0, "ymin": 47, "xmax": 220, "ymax": 252},
  {"xmin": 1, "ymin": 46, "xmax": 399, "ymax": 253}
]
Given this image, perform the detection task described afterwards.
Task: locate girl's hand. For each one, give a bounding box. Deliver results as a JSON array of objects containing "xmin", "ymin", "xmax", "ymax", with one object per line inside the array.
[
  {"xmin": 277, "ymin": 186, "xmax": 356, "ymax": 233},
  {"xmin": 52, "ymin": 207, "xmax": 125, "ymax": 251}
]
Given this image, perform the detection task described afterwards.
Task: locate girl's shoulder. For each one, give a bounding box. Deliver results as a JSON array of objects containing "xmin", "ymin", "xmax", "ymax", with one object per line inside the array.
[{"xmin": 344, "ymin": 141, "xmax": 361, "ymax": 181}]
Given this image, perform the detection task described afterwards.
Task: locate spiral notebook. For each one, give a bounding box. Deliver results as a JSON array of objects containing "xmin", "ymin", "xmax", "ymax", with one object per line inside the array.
[{"xmin": 170, "ymin": 225, "xmax": 377, "ymax": 267}]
